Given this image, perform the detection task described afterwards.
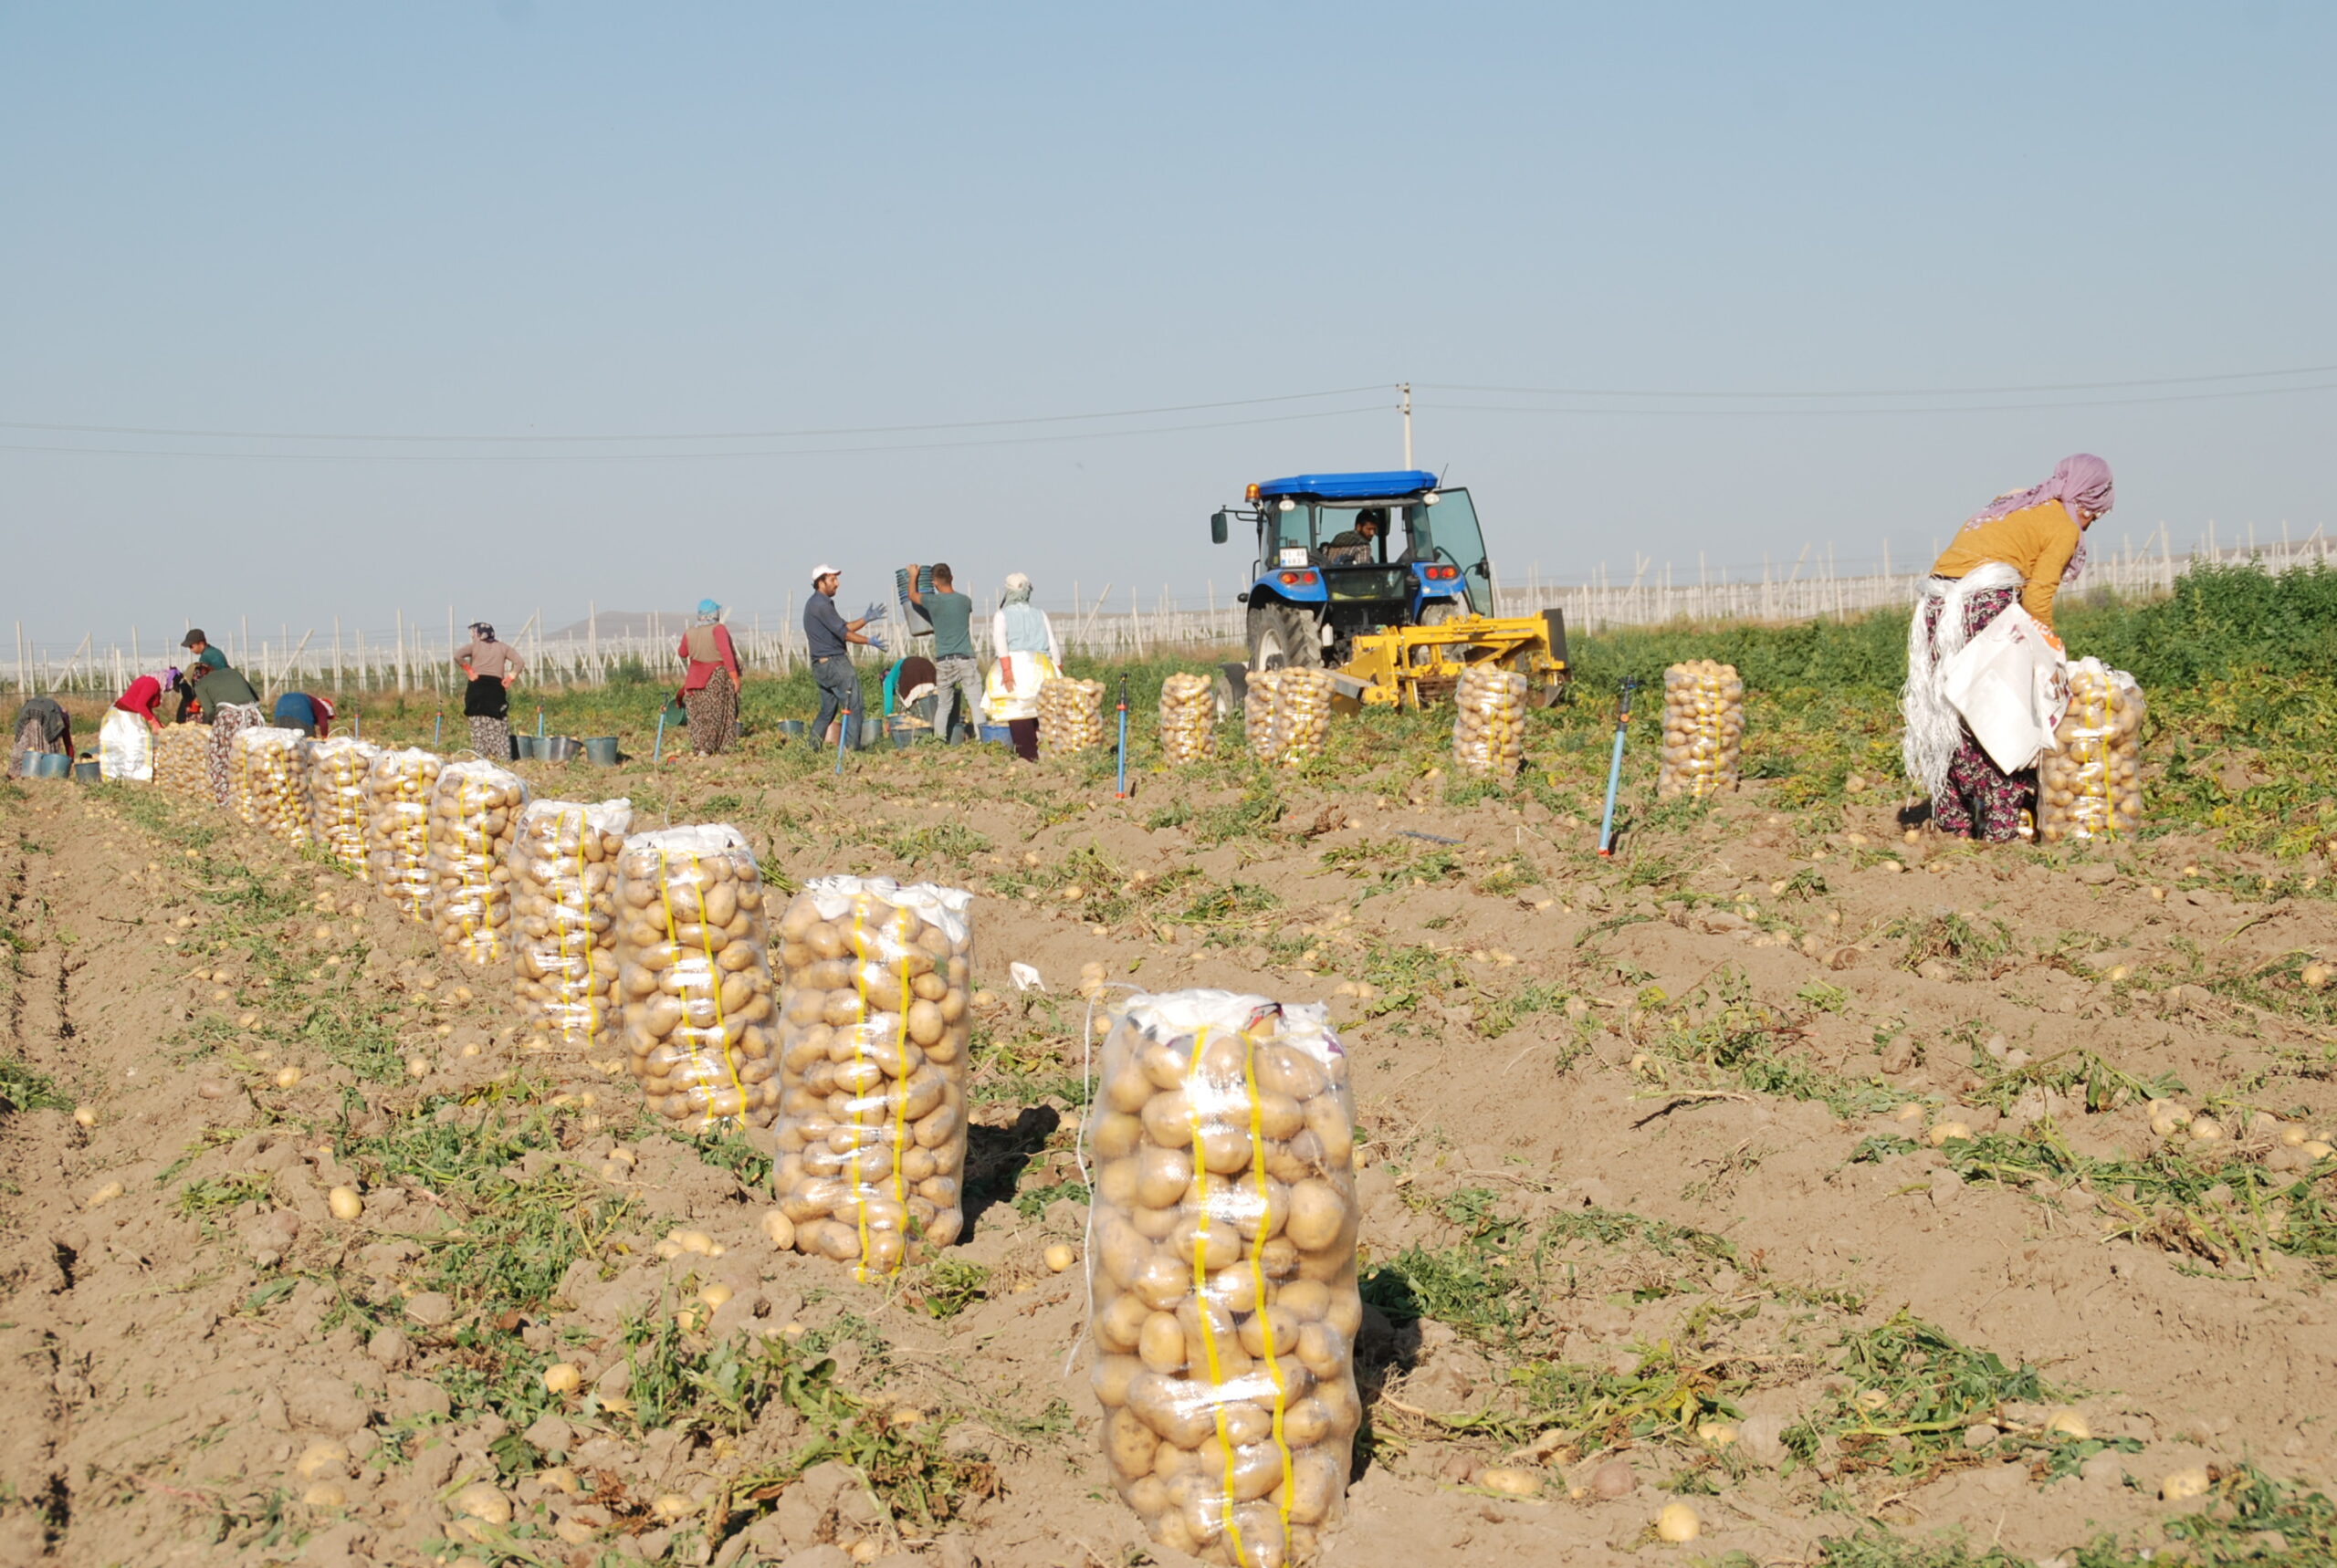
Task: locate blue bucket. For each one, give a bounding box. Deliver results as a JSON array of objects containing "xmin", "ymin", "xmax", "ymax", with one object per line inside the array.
[
  {"xmin": 72, "ymin": 759, "xmax": 101, "ymax": 783},
  {"xmin": 886, "ymin": 717, "xmax": 933, "ymax": 748},
  {"xmin": 26, "ymin": 752, "xmax": 70, "ymax": 779},
  {"xmin": 855, "ymin": 716, "xmax": 884, "ymax": 749},
  {"xmin": 976, "ymin": 724, "xmax": 1011, "ymax": 745}
]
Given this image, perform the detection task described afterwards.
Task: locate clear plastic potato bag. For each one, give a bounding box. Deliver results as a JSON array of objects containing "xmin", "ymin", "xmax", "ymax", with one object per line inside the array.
[
  {"xmin": 2039, "ymin": 659, "xmax": 2143, "ymax": 842},
  {"xmin": 772, "ymin": 877, "xmax": 974, "ymax": 1281},
  {"xmin": 1040, "ymin": 676, "xmax": 1108, "ymax": 754},
  {"xmin": 1159, "ymin": 673, "xmax": 1217, "ymax": 765},
  {"xmin": 1268, "ymin": 668, "xmax": 1334, "ymax": 768},
  {"xmin": 426, "ymin": 760, "xmax": 529, "ymax": 967},
  {"xmin": 511, "ymin": 797, "xmax": 634, "ymax": 1051},
  {"xmin": 1085, "ymin": 991, "xmax": 1362, "ymax": 1568},
  {"xmin": 1451, "ymin": 665, "xmax": 1527, "ymax": 778},
  {"xmin": 1243, "ymin": 671, "xmax": 1284, "ymax": 761},
  {"xmin": 1658, "ymin": 660, "xmax": 1744, "ymax": 800},
  {"xmin": 231, "ymin": 727, "xmax": 311, "ymax": 846},
  {"xmin": 615, "ymin": 825, "xmax": 782, "ymax": 1133},
  {"xmin": 155, "ymin": 723, "xmax": 211, "ymax": 800},
  {"xmin": 365, "ymin": 748, "xmax": 445, "ymax": 923},
  {"xmin": 303, "ymin": 737, "xmax": 378, "ymax": 877}
]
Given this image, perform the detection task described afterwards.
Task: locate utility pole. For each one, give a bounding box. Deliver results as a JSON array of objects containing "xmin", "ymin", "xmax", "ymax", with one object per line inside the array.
[{"xmin": 1399, "ymin": 382, "xmax": 1413, "ymax": 469}]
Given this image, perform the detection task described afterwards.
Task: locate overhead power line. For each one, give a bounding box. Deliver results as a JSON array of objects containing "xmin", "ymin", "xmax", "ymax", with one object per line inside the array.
[
  {"xmin": 0, "ymin": 401, "xmax": 1388, "ymax": 463},
  {"xmin": 1420, "ymin": 361, "xmax": 2337, "ymax": 401},
  {"xmin": 0, "ymin": 384, "xmax": 1388, "ymax": 444},
  {"xmin": 1428, "ymin": 379, "xmax": 2337, "ymax": 418}
]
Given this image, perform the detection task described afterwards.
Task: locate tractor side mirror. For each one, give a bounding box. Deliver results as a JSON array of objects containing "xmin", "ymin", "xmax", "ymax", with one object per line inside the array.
[{"xmin": 1210, "ymin": 510, "xmax": 1230, "ymax": 545}]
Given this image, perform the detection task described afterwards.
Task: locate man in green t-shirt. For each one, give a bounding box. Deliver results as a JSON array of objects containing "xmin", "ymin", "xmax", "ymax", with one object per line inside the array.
[{"xmin": 907, "ymin": 562, "xmax": 983, "ymax": 740}]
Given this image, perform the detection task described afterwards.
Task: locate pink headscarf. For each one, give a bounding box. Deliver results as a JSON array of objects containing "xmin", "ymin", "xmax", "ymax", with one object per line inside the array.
[{"xmin": 1963, "ymin": 453, "xmax": 2114, "ymax": 584}]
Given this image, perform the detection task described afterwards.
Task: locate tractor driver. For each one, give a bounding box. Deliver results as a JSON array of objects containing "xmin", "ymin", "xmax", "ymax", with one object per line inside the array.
[{"xmin": 1324, "ymin": 508, "xmax": 1385, "ymax": 564}]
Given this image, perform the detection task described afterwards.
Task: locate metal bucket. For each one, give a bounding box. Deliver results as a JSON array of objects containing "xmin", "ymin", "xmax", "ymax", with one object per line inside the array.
[
  {"xmin": 512, "ymin": 735, "xmax": 541, "ymax": 760},
  {"xmin": 778, "ymin": 719, "xmax": 808, "ymax": 740},
  {"xmin": 24, "ymin": 752, "xmax": 70, "ymax": 779},
  {"xmin": 582, "ymin": 737, "xmax": 619, "ymax": 766},
  {"xmin": 72, "ymin": 759, "xmax": 101, "ymax": 783},
  {"xmin": 855, "ymin": 716, "xmax": 884, "ymax": 749},
  {"xmin": 542, "ymin": 736, "xmax": 582, "ymax": 763},
  {"xmin": 886, "ymin": 717, "xmax": 932, "ymax": 748}
]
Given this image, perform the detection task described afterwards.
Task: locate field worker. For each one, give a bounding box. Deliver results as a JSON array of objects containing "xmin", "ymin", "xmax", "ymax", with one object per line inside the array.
[
  {"xmin": 1902, "ymin": 454, "xmax": 2115, "ymax": 841},
  {"xmin": 179, "ymin": 632, "xmax": 267, "ymax": 803},
  {"xmin": 1324, "ymin": 508, "xmax": 1386, "ymax": 564},
  {"xmin": 272, "ymin": 690, "xmax": 336, "ymax": 738},
  {"xmin": 990, "ymin": 571, "xmax": 1064, "ymax": 762},
  {"xmin": 453, "ymin": 621, "xmax": 523, "ymax": 760},
  {"xmin": 7, "ymin": 695, "xmax": 72, "ymax": 779},
  {"xmin": 805, "ymin": 565, "xmax": 886, "ymax": 747},
  {"xmin": 677, "ymin": 599, "xmax": 744, "ymax": 755},
  {"xmin": 100, "ymin": 665, "xmax": 178, "ymax": 781},
  {"xmin": 174, "ymin": 628, "xmax": 228, "ymax": 720},
  {"xmin": 884, "ymin": 653, "xmax": 939, "ymax": 729},
  {"xmin": 906, "ymin": 561, "xmax": 983, "ymax": 741}
]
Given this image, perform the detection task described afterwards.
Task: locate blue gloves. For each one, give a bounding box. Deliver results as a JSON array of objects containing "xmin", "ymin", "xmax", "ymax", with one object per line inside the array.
[
  {"xmin": 860, "ymin": 601, "xmax": 888, "ymax": 624},
  {"xmin": 865, "ymin": 632, "xmax": 888, "ymax": 653}
]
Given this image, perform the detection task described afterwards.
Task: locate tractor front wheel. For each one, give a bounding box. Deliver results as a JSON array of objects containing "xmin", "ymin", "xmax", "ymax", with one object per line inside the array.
[{"xmin": 1247, "ymin": 602, "xmax": 1319, "ymax": 671}]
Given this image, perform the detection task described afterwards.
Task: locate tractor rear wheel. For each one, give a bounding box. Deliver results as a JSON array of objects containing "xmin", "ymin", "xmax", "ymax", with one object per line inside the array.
[{"xmin": 1248, "ymin": 602, "xmax": 1318, "ymax": 671}]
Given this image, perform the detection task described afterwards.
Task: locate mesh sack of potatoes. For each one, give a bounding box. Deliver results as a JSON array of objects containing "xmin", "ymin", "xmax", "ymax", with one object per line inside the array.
[
  {"xmin": 1657, "ymin": 660, "xmax": 1745, "ymax": 800},
  {"xmin": 1243, "ymin": 671, "xmax": 1284, "ymax": 761},
  {"xmin": 1085, "ymin": 990, "xmax": 1363, "ymax": 1568},
  {"xmin": 1268, "ymin": 668, "xmax": 1335, "ymax": 768},
  {"xmin": 1450, "ymin": 665, "xmax": 1528, "ymax": 779},
  {"xmin": 1159, "ymin": 673, "xmax": 1217, "ymax": 765},
  {"xmin": 426, "ymin": 759, "xmax": 529, "ymax": 968},
  {"xmin": 230, "ymin": 727, "xmax": 312, "ymax": 846},
  {"xmin": 772, "ymin": 877, "xmax": 975, "ymax": 1281},
  {"xmin": 154, "ymin": 723, "xmax": 212, "ymax": 800},
  {"xmin": 512, "ymin": 797, "xmax": 634, "ymax": 1051},
  {"xmin": 614, "ymin": 824, "xmax": 781, "ymax": 1134},
  {"xmin": 2039, "ymin": 659, "xmax": 2144, "ymax": 843},
  {"xmin": 364, "ymin": 748, "xmax": 444, "ymax": 923},
  {"xmin": 1039, "ymin": 676, "xmax": 1108, "ymax": 754},
  {"xmin": 301, "ymin": 737, "xmax": 378, "ymax": 877}
]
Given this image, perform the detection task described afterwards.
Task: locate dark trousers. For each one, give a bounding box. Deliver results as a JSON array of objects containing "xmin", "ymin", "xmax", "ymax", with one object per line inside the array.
[
  {"xmin": 1007, "ymin": 717, "xmax": 1038, "ymax": 761},
  {"xmin": 812, "ymin": 656, "xmax": 861, "ymax": 740}
]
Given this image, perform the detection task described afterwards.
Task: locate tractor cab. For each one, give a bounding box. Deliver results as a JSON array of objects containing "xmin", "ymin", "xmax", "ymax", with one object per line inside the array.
[{"xmin": 1210, "ymin": 468, "xmax": 1567, "ymax": 708}]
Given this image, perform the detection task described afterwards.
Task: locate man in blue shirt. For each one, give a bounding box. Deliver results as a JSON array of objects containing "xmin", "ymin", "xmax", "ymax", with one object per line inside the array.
[
  {"xmin": 804, "ymin": 564, "xmax": 884, "ymax": 746},
  {"xmin": 906, "ymin": 561, "xmax": 982, "ymax": 740}
]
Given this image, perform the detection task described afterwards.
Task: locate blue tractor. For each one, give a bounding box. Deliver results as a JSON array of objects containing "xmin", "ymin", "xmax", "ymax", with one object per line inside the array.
[{"xmin": 1210, "ymin": 469, "xmax": 1567, "ymax": 707}]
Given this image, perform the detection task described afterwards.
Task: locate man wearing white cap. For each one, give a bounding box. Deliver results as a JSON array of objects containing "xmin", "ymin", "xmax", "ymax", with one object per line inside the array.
[{"xmin": 804, "ymin": 564, "xmax": 886, "ymax": 747}]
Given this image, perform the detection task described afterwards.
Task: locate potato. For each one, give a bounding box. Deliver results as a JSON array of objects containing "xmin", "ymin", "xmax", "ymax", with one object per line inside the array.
[
  {"xmin": 1658, "ymin": 662, "xmax": 1744, "ymax": 800},
  {"xmin": 2038, "ymin": 663, "xmax": 2145, "ymax": 842},
  {"xmin": 1267, "ymin": 668, "xmax": 1334, "ymax": 768},
  {"xmin": 1084, "ymin": 990, "xmax": 1361, "ymax": 1565},
  {"xmin": 154, "ymin": 723, "xmax": 211, "ymax": 800},
  {"xmin": 1244, "ymin": 670, "xmax": 1284, "ymax": 760},
  {"xmin": 512, "ymin": 798, "xmax": 634, "ymax": 1050},
  {"xmin": 230, "ymin": 727, "xmax": 313, "ymax": 847},
  {"xmin": 1451, "ymin": 665, "xmax": 1528, "ymax": 779},
  {"xmin": 615, "ymin": 826, "xmax": 781, "ymax": 1134},
  {"xmin": 1158, "ymin": 672, "xmax": 1216, "ymax": 764},
  {"xmin": 364, "ymin": 749, "xmax": 444, "ymax": 921},
  {"xmin": 1038, "ymin": 677, "xmax": 1108, "ymax": 754},
  {"xmin": 771, "ymin": 877, "xmax": 974, "ymax": 1280}
]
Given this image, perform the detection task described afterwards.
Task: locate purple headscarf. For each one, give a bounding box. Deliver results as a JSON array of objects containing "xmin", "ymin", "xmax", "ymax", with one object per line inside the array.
[{"xmin": 1963, "ymin": 454, "xmax": 2114, "ymax": 584}]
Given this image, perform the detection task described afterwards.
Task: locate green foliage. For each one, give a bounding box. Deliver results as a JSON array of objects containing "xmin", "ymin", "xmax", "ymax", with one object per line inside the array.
[{"xmin": 1785, "ymin": 1312, "xmax": 2057, "ymax": 1479}]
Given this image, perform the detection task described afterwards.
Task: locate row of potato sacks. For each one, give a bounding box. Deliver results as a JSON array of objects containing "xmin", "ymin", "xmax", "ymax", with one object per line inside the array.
[
  {"xmin": 1039, "ymin": 676, "xmax": 1108, "ymax": 753},
  {"xmin": 1450, "ymin": 665, "xmax": 1527, "ymax": 778},
  {"xmin": 1658, "ymin": 660, "xmax": 1744, "ymax": 799},
  {"xmin": 1158, "ymin": 672, "xmax": 1217, "ymax": 763},
  {"xmin": 1087, "ymin": 991, "xmax": 1362, "ymax": 1567},
  {"xmin": 2039, "ymin": 658, "xmax": 2145, "ymax": 841},
  {"xmin": 1246, "ymin": 668, "xmax": 1334, "ymax": 767}
]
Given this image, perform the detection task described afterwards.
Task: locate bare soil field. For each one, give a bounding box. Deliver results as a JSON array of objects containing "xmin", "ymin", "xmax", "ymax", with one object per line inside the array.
[{"xmin": 3, "ymin": 693, "xmax": 2333, "ymax": 1568}]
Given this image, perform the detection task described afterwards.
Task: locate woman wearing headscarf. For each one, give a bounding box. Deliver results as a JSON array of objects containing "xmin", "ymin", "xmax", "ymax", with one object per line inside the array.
[
  {"xmin": 7, "ymin": 695, "xmax": 72, "ymax": 779},
  {"xmin": 100, "ymin": 666, "xmax": 179, "ymax": 781},
  {"xmin": 989, "ymin": 572, "xmax": 1064, "ymax": 761},
  {"xmin": 453, "ymin": 622, "xmax": 523, "ymax": 760},
  {"xmin": 1902, "ymin": 454, "xmax": 2115, "ymax": 841},
  {"xmin": 184, "ymin": 651, "xmax": 265, "ymax": 804},
  {"xmin": 676, "ymin": 600, "xmax": 743, "ymax": 755}
]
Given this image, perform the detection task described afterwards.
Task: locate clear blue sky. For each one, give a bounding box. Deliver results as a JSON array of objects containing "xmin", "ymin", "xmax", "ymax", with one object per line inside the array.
[{"xmin": 5, "ymin": 2, "xmax": 2332, "ymax": 652}]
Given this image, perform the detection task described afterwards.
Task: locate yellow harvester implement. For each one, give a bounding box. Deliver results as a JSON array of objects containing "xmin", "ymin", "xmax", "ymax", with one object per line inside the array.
[{"xmin": 1336, "ymin": 609, "xmax": 1570, "ymax": 709}]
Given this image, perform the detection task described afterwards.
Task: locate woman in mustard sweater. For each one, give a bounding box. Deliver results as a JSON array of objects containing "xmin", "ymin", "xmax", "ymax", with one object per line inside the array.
[{"xmin": 1901, "ymin": 455, "xmax": 2115, "ymax": 840}]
